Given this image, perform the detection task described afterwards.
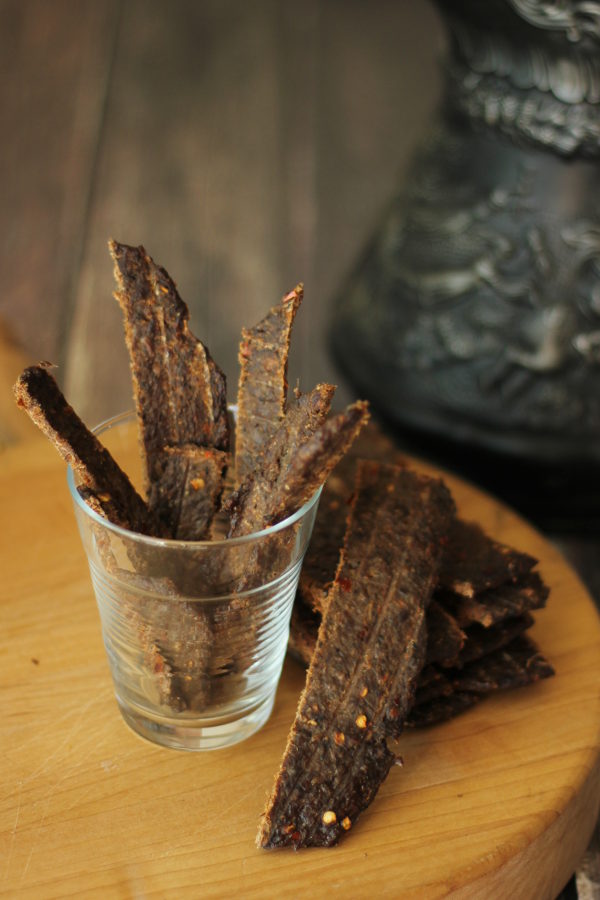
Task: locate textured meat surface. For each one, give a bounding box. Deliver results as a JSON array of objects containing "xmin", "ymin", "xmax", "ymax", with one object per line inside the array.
[
  {"xmin": 148, "ymin": 445, "xmax": 228, "ymax": 540},
  {"xmin": 425, "ymin": 599, "xmax": 466, "ymax": 666},
  {"xmin": 13, "ymin": 365, "xmax": 160, "ymax": 535},
  {"xmin": 441, "ymin": 571, "xmax": 550, "ymax": 628},
  {"xmin": 111, "ymin": 240, "xmax": 228, "ymax": 538},
  {"xmin": 258, "ymin": 462, "xmax": 455, "ymax": 849},
  {"xmin": 438, "ymin": 519, "xmax": 538, "ymax": 598},
  {"xmin": 407, "ymin": 634, "xmax": 554, "ymax": 727},
  {"xmin": 225, "ymin": 384, "xmax": 335, "ymax": 536},
  {"xmin": 235, "ymin": 284, "xmax": 302, "ymax": 486},
  {"xmin": 227, "ymin": 399, "xmax": 369, "ymax": 538}
]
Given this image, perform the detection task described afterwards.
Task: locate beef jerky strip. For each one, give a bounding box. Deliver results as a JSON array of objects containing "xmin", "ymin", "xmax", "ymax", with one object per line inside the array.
[
  {"xmin": 257, "ymin": 462, "xmax": 455, "ymax": 849},
  {"xmin": 224, "ymin": 383, "xmax": 336, "ymax": 537},
  {"xmin": 425, "ymin": 599, "xmax": 466, "ymax": 667},
  {"xmin": 297, "ymin": 473, "xmax": 353, "ymax": 614},
  {"xmin": 150, "ymin": 445, "xmax": 228, "ymax": 540},
  {"xmin": 287, "ymin": 596, "xmax": 320, "ymax": 667},
  {"xmin": 110, "ymin": 240, "xmax": 228, "ymax": 537},
  {"xmin": 290, "ymin": 591, "xmax": 466, "ymax": 671},
  {"xmin": 439, "ymin": 571, "xmax": 549, "ymax": 629},
  {"xmin": 107, "ymin": 569, "xmax": 216, "ymax": 710},
  {"xmin": 407, "ymin": 634, "xmax": 554, "ymax": 728},
  {"xmin": 249, "ymin": 400, "xmax": 371, "ymax": 534},
  {"xmin": 235, "ymin": 284, "xmax": 302, "ymax": 486},
  {"xmin": 438, "ymin": 518, "xmax": 538, "ymax": 598},
  {"xmin": 413, "ymin": 614, "xmax": 535, "ymax": 706},
  {"xmin": 13, "ymin": 365, "xmax": 160, "ymax": 535},
  {"xmin": 207, "ymin": 386, "xmax": 339, "ymax": 696},
  {"xmin": 455, "ymin": 612, "xmax": 535, "ymax": 667},
  {"xmin": 13, "ymin": 366, "xmax": 184, "ymax": 706}
]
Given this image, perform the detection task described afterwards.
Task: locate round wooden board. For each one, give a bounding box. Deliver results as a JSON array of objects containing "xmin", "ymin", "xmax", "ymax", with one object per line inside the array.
[{"xmin": 1, "ymin": 437, "xmax": 599, "ymax": 899}]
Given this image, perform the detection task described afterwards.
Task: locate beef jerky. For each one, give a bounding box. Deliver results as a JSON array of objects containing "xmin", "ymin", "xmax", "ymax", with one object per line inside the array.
[
  {"xmin": 438, "ymin": 518, "xmax": 538, "ymax": 598},
  {"xmin": 298, "ymin": 423, "xmax": 409, "ymax": 613},
  {"xmin": 440, "ymin": 571, "xmax": 549, "ymax": 629},
  {"xmin": 228, "ymin": 398, "xmax": 368, "ymax": 539},
  {"xmin": 412, "ymin": 615, "xmax": 534, "ymax": 707},
  {"xmin": 408, "ymin": 634, "xmax": 554, "ymax": 727},
  {"xmin": 111, "ymin": 240, "xmax": 228, "ymax": 538},
  {"xmin": 111, "ymin": 240, "xmax": 229, "ymax": 468},
  {"xmin": 234, "ymin": 284, "xmax": 302, "ymax": 485},
  {"xmin": 288, "ymin": 596, "xmax": 319, "ymax": 667},
  {"xmin": 224, "ymin": 384, "xmax": 335, "ymax": 537},
  {"xmin": 297, "ymin": 476, "xmax": 353, "ymax": 614},
  {"xmin": 13, "ymin": 364, "xmax": 160, "ymax": 535},
  {"xmin": 257, "ymin": 462, "xmax": 455, "ymax": 849},
  {"xmin": 149, "ymin": 444, "xmax": 228, "ymax": 540},
  {"xmin": 289, "ymin": 598, "xmax": 466, "ymax": 672},
  {"xmin": 407, "ymin": 691, "xmax": 477, "ymax": 727},
  {"xmin": 112, "ymin": 569, "xmax": 214, "ymax": 710},
  {"xmin": 290, "ymin": 594, "xmax": 467, "ymax": 671},
  {"xmin": 425, "ymin": 599, "xmax": 466, "ymax": 667},
  {"xmin": 452, "ymin": 633, "xmax": 555, "ymax": 693},
  {"xmin": 456, "ymin": 613, "xmax": 535, "ymax": 666}
]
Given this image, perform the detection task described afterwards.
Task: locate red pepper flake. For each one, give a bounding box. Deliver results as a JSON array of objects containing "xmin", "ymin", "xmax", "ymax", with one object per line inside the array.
[{"xmin": 337, "ymin": 576, "xmax": 352, "ymax": 592}]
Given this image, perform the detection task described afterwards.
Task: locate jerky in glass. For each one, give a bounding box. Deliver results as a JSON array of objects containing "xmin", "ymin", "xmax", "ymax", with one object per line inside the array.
[{"xmin": 67, "ymin": 411, "xmax": 320, "ymax": 751}]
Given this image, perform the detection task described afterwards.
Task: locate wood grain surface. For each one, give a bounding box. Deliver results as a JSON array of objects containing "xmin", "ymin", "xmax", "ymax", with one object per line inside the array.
[
  {"xmin": 0, "ymin": 0, "xmax": 442, "ymax": 426},
  {"xmin": 1, "ymin": 435, "xmax": 599, "ymax": 899}
]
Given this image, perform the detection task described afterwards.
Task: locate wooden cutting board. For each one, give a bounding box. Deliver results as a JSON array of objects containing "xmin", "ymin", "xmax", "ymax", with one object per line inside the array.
[{"xmin": 1, "ymin": 436, "xmax": 599, "ymax": 899}]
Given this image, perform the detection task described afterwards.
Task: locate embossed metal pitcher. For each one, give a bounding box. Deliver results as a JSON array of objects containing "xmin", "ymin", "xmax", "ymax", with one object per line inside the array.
[{"xmin": 330, "ymin": 0, "xmax": 600, "ymax": 529}]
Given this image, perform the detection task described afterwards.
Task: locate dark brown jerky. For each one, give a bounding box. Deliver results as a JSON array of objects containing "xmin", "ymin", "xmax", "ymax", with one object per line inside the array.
[
  {"xmin": 298, "ymin": 423, "xmax": 410, "ymax": 611},
  {"xmin": 112, "ymin": 569, "xmax": 214, "ymax": 710},
  {"xmin": 287, "ymin": 596, "xmax": 319, "ymax": 668},
  {"xmin": 425, "ymin": 600, "xmax": 466, "ymax": 667},
  {"xmin": 225, "ymin": 384, "xmax": 335, "ymax": 536},
  {"xmin": 257, "ymin": 462, "xmax": 455, "ymax": 849},
  {"xmin": 452, "ymin": 633, "xmax": 555, "ymax": 693},
  {"xmin": 111, "ymin": 240, "xmax": 229, "ymax": 537},
  {"xmin": 438, "ymin": 519, "xmax": 538, "ymax": 598},
  {"xmin": 234, "ymin": 284, "xmax": 302, "ymax": 486},
  {"xmin": 13, "ymin": 365, "xmax": 160, "ymax": 535},
  {"xmin": 406, "ymin": 691, "xmax": 478, "ymax": 727},
  {"xmin": 297, "ymin": 478, "xmax": 353, "ymax": 614},
  {"xmin": 148, "ymin": 444, "xmax": 228, "ymax": 540},
  {"xmin": 289, "ymin": 597, "xmax": 467, "ymax": 672},
  {"xmin": 413, "ymin": 615, "xmax": 535, "ymax": 707},
  {"xmin": 407, "ymin": 634, "xmax": 554, "ymax": 727},
  {"xmin": 456, "ymin": 613, "xmax": 535, "ymax": 666},
  {"xmin": 440, "ymin": 571, "xmax": 549, "ymax": 629},
  {"xmin": 228, "ymin": 397, "xmax": 367, "ymax": 538}
]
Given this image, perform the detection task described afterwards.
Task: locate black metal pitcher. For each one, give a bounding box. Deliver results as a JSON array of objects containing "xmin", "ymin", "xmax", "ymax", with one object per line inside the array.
[{"xmin": 330, "ymin": 0, "xmax": 600, "ymax": 530}]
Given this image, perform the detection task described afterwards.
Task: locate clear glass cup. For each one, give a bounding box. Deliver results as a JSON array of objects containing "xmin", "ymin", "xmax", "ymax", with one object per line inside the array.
[{"xmin": 67, "ymin": 411, "xmax": 321, "ymax": 751}]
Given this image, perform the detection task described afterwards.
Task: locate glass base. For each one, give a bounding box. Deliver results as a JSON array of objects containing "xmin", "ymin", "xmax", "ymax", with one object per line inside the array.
[{"xmin": 117, "ymin": 694, "xmax": 275, "ymax": 751}]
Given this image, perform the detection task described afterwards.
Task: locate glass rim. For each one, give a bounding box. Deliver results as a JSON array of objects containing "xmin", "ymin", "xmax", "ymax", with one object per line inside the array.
[{"xmin": 66, "ymin": 409, "xmax": 322, "ymax": 549}]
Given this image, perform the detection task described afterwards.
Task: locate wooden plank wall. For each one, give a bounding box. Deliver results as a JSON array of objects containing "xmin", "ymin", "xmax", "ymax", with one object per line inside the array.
[{"xmin": 1, "ymin": 0, "xmax": 443, "ymax": 426}]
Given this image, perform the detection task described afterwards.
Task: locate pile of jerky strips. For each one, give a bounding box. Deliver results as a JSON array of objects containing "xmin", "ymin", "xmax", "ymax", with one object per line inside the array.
[{"xmin": 14, "ymin": 241, "xmax": 554, "ymax": 851}]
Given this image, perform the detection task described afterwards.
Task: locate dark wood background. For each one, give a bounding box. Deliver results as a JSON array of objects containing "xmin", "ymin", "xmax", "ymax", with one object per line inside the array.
[{"xmin": 0, "ymin": 0, "xmax": 443, "ymax": 426}]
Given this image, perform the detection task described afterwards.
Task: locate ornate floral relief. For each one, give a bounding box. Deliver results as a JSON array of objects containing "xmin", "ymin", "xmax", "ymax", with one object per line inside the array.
[
  {"xmin": 443, "ymin": 13, "xmax": 600, "ymax": 156},
  {"xmin": 508, "ymin": 0, "xmax": 600, "ymax": 42},
  {"xmin": 333, "ymin": 2, "xmax": 600, "ymax": 448},
  {"xmin": 352, "ymin": 129, "xmax": 600, "ymax": 431}
]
